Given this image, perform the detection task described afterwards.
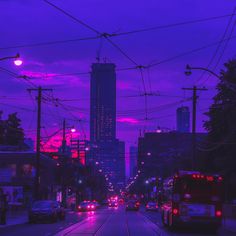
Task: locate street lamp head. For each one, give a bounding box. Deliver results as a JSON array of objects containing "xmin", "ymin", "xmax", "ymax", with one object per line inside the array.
[
  {"xmin": 186, "ymin": 64, "xmax": 191, "ymax": 70},
  {"xmin": 185, "ymin": 70, "xmax": 192, "ymax": 76},
  {"xmin": 71, "ymin": 128, "xmax": 76, "ymax": 133},
  {"xmin": 185, "ymin": 64, "xmax": 192, "ymax": 76},
  {"xmin": 14, "ymin": 58, "xmax": 23, "ymax": 66}
]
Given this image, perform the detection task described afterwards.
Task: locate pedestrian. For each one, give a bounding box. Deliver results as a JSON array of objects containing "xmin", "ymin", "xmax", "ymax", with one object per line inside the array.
[{"xmin": 0, "ymin": 188, "xmax": 7, "ymax": 225}]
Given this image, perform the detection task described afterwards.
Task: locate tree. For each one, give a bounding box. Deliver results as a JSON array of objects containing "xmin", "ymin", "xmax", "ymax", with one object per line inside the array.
[
  {"xmin": 203, "ymin": 59, "xmax": 236, "ymax": 199},
  {"xmin": 0, "ymin": 111, "xmax": 5, "ymax": 144},
  {"xmin": 5, "ymin": 112, "xmax": 24, "ymax": 146}
]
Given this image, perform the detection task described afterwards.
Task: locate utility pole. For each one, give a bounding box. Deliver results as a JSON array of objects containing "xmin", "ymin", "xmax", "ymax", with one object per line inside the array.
[
  {"xmin": 61, "ymin": 118, "xmax": 67, "ymax": 207},
  {"xmin": 28, "ymin": 87, "xmax": 52, "ymax": 200},
  {"xmin": 182, "ymin": 86, "xmax": 207, "ymax": 170},
  {"xmin": 62, "ymin": 118, "xmax": 66, "ymax": 153}
]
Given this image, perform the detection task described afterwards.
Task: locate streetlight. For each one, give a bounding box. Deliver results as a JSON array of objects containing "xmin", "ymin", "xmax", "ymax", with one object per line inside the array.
[
  {"xmin": 71, "ymin": 128, "xmax": 76, "ymax": 133},
  {"xmin": 0, "ymin": 53, "xmax": 23, "ymax": 66},
  {"xmin": 14, "ymin": 58, "xmax": 23, "ymax": 66},
  {"xmin": 185, "ymin": 64, "xmax": 220, "ymax": 79}
]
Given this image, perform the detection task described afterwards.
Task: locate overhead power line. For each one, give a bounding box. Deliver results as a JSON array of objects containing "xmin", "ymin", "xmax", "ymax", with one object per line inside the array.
[
  {"xmin": 1, "ymin": 12, "xmax": 236, "ymax": 50},
  {"xmin": 0, "ymin": 36, "xmax": 99, "ymax": 50},
  {"xmin": 197, "ymin": 7, "xmax": 236, "ymax": 85},
  {"xmin": 116, "ymin": 13, "xmax": 236, "ymax": 36},
  {"xmin": 44, "ymin": 0, "xmax": 100, "ymax": 34},
  {"xmin": 148, "ymin": 34, "xmax": 236, "ymax": 68}
]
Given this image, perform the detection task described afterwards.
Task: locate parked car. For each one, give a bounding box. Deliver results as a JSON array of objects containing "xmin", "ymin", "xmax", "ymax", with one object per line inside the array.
[
  {"xmin": 126, "ymin": 200, "xmax": 139, "ymax": 211},
  {"xmin": 28, "ymin": 200, "xmax": 65, "ymax": 223},
  {"xmin": 145, "ymin": 201, "xmax": 158, "ymax": 211},
  {"xmin": 77, "ymin": 201, "xmax": 96, "ymax": 211}
]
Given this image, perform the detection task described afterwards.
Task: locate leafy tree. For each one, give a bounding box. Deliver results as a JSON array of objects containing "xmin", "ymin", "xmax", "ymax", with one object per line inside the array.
[
  {"xmin": 0, "ymin": 111, "xmax": 5, "ymax": 144},
  {"xmin": 203, "ymin": 59, "xmax": 236, "ymax": 199},
  {"xmin": 5, "ymin": 112, "xmax": 24, "ymax": 145}
]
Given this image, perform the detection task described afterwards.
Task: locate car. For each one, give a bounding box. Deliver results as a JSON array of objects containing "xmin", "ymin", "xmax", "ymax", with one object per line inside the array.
[
  {"xmin": 108, "ymin": 201, "xmax": 118, "ymax": 208},
  {"xmin": 92, "ymin": 200, "xmax": 100, "ymax": 209},
  {"xmin": 28, "ymin": 200, "xmax": 65, "ymax": 223},
  {"xmin": 126, "ymin": 200, "xmax": 139, "ymax": 211},
  {"xmin": 118, "ymin": 198, "xmax": 124, "ymax": 204},
  {"xmin": 145, "ymin": 201, "xmax": 158, "ymax": 211},
  {"xmin": 77, "ymin": 201, "xmax": 96, "ymax": 211}
]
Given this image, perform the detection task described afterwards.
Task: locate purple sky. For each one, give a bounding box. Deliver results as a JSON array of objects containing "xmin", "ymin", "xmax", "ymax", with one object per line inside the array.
[{"xmin": 0, "ymin": 1, "xmax": 236, "ymax": 167}]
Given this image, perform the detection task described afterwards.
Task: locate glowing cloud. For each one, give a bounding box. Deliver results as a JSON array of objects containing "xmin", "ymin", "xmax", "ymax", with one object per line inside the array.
[{"xmin": 117, "ymin": 117, "xmax": 139, "ymax": 124}]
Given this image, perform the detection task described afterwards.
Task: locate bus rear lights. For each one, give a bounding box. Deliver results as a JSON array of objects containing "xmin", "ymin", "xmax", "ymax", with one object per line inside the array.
[
  {"xmin": 216, "ymin": 210, "xmax": 222, "ymax": 217},
  {"xmin": 218, "ymin": 176, "xmax": 223, "ymax": 181},
  {"xmin": 207, "ymin": 176, "xmax": 214, "ymax": 182},
  {"xmin": 173, "ymin": 208, "xmax": 179, "ymax": 215}
]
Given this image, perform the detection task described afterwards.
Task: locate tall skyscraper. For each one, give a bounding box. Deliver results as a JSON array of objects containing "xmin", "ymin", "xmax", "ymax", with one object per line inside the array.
[
  {"xmin": 90, "ymin": 63, "xmax": 121, "ymax": 185},
  {"xmin": 176, "ymin": 106, "xmax": 190, "ymax": 133},
  {"xmin": 90, "ymin": 63, "xmax": 116, "ymax": 143}
]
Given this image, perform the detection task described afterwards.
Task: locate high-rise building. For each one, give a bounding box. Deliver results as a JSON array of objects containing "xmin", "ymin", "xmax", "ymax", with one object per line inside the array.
[
  {"xmin": 129, "ymin": 146, "xmax": 138, "ymax": 178},
  {"xmin": 90, "ymin": 63, "xmax": 116, "ymax": 143},
  {"xmin": 176, "ymin": 106, "xmax": 190, "ymax": 133},
  {"xmin": 90, "ymin": 63, "xmax": 123, "ymax": 185}
]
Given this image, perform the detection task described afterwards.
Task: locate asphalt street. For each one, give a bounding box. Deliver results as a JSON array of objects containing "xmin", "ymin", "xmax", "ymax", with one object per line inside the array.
[{"xmin": 0, "ymin": 207, "xmax": 235, "ymax": 236}]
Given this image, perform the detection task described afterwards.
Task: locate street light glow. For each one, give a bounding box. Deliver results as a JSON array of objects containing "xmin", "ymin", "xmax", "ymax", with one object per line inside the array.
[
  {"xmin": 71, "ymin": 128, "xmax": 76, "ymax": 133},
  {"xmin": 14, "ymin": 58, "xmax": 23, "ymax": 66}
]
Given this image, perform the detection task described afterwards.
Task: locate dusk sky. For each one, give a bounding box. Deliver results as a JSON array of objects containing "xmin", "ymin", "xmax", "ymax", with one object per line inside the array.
[{"xmin": 0, "ymin": 0, "xmax": 236, "ymax": 157}]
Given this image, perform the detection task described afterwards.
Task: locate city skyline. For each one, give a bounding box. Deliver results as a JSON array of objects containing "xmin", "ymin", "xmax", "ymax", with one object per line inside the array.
[{"xmin": 0, "ymin": 0, "xmax": 236, "ymax": 152}]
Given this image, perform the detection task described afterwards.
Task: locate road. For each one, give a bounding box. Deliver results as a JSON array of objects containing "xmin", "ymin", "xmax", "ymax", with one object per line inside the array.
[{"xmin": 0, "ymin": 207, "xmax": 235, "ymax": 236}]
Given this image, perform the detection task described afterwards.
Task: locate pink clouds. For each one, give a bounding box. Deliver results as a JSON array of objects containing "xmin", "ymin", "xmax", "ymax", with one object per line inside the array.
[
  {"xmin": 20, "ymin": 70, "xmax": 57, "ymax": 79},
  {"xmin": 117, "ymin": 117, "xmax": 139, "ymax": 124}
]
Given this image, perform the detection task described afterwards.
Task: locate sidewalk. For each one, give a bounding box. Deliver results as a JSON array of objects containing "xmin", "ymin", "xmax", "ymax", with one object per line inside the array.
[
  {"xmin": 223, "ymin": 217, "xmax": 236, "ymax": 233},
  {"xmin": 223, "ymin": 204, "xmax": 236, "ymax": 233},
  {"xmin": 0, "ymin": 211, "xmax": 28, "ymax": 228}
]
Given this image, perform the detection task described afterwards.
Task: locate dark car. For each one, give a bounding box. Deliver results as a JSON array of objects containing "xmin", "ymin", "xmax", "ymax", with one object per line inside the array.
[
  {"xmin": 126, "ymin": 200, "xmax": 139, "ymax": 211},
  {"xmin": 145, "ymin": 201, "xmax": 158, "ymax": 211},
  {"xmin": 108, "ymin": 200, "xmax": 118, "ymax": 208},
  {"xmin": 92, "ymin": 200, "xmax": 100, "ymax": 209},
  {"xmin": 77, "ymin": 201, "xmax": 96, "ymax": 211},
  {"xmin": 28, "ymin": 200, "xmax": 65, "ymax": 223}
]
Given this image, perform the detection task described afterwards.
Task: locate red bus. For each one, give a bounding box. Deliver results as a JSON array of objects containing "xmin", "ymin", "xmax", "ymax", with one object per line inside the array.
[{"xmin": 161, "ymin": 170, "xmax": 223, "ymax": 230}]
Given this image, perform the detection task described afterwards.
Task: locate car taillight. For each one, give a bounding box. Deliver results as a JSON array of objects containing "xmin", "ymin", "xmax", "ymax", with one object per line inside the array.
[
  {"xmin": 78, "ymin": 206, "xmax": 81, "ymax": 209},
  {"xmin": 218, "ymin": 176, "xmax": 223, "ymax": 181},
  {"xmin": 207, "ymin": 176, "xmax": 214, "ymax": 182},
  {"xmin": 173, "ymin": 208, "xmax": 178, "ymax": 215},
  {"xmin": 216, "ymin": 210, "xmax": 222, "ymax": 217},
  {"xmin": 87, "ymin": 205, "xmax": 91, "ymax": 209},
  {"xmin": 91, "ymin": 205, "xmax": 95, "ymax": 209}
]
